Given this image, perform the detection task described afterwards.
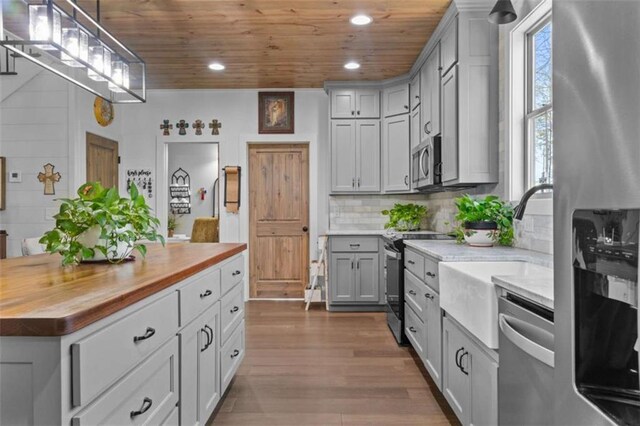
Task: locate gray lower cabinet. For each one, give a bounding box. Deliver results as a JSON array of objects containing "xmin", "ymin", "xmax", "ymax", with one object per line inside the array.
[
  {"xmin": 442, "ymin": 315, "xmax": 498, "ymax": 426},
  {"xmin": 423, "ymin": 288, "xmax": 442, "ymax": 388},
  {"xmin": 180, "ymin": 303, "xmax": 220, "ymax": 426},
  {"xmin": 329, "ymin": 236, "xmax": 383, "ymax": 307},
  {"xmin": 382, "ymin": 114, "xmax": 410, "ymax": 193}
]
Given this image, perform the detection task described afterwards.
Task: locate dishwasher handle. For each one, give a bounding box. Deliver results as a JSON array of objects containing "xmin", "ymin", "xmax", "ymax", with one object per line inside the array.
[
  {"xmin": 384, "ymin": 249, "xmax": 400, "ymax": 260},
  {"xmin": 499, "ymin": 314, "xmax": 555, "ymax": 368}
]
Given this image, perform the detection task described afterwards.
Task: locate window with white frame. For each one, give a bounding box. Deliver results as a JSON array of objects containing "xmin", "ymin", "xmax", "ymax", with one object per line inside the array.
[{"xmin": 526, "ymin": 18, "xmax": 553, "ymax": 186}]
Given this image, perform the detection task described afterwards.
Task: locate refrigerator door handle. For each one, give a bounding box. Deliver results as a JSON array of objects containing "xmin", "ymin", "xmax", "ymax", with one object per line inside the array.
[{"xmin": 499, "ymin": 314, "xmax": 555, "ymax": 368}]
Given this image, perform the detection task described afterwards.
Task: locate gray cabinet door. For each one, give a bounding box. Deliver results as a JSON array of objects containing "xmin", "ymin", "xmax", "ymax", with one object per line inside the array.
[
  {"xmin": 355, "ymin": 120, "xmax": 381, "ymax": 192},
  {"xmin": 423, "ymin": 289, "xmax": 442, "ymax": 390},
  {"xmin": 440, "ymin": 17, "xmax": 458, "ymax": 76},
  {"xmin": 199, "ymin": 306, "xmax": 220, "ymax": 422},
  {"xmin": 442, "ymin": 316, "xmax": 470, "ymax": 425},
  {"xmin": 410, "ymin": 74, "xmax": 421, "ymax": 111},
  {"xmin": 441, "ymin": 66, "xmax": 459, "ymax": 184},
  {"xmin": 383, "ymin": 83, "xmax": 410, "ymax": 117},
  {"xmin": 469, "ymin": 343, "xmax": 498, "ymax": 426},
  {"xmin": 410, "ymin": 107, "xmax": 421, "ymax": 151},
  {"xmin": 330, "ymin": 253, "xmax": 355, "ymax": 302},
  {"xmin": 355, "ymin": 253, "xmax": 379, "ymax": 302},
  {"xmin": 355, "ymin": 89, "xmax": 380, "ymax": 118},
  {"xmin": 420, "ymin": 43, "xmax": 441, "ymax": 143},
  {"xmin": 331, "ymin": 120, "xmax": 357, "ymax": 192},
  {"xmin": 382, "ymin": 114, "xmax": 410, "ymax": 192},
  {"xmin": 331, "ymin": 90, "xmax": 356, "ymax": 118}
]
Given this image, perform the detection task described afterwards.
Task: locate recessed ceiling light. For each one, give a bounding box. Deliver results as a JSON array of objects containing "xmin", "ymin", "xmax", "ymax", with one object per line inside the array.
[
  {"xmin": 208, "ymin": 62, "xmax": 225, "ymax": 71},
  {"xmin": 344, "ymin": 61, "xmax": 361, "ymax": 70},
  {"xmin": 350, "ymin": 14, "xmax": 373, "ymax": 26}
]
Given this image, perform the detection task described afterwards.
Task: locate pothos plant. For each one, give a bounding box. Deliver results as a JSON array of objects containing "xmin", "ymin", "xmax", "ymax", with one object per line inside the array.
[
  {"xmin": 451, "ymin": 194, "xmax": 515, "ymax": 246},
  {"xmin": 381, "ymin": 203, "xmax": 428, "ymax": 231},
  {"xmin": 40, "ymin": 182, "xmax": 165, "ymax": 266}
]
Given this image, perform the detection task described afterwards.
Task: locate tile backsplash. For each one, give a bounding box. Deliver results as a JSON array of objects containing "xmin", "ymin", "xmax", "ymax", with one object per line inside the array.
[{"xmin": 329, "ymin": 194, "xmax": 553, "ymax": 254}]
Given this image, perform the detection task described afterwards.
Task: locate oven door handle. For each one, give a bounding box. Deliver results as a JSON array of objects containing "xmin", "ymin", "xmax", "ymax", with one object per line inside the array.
[
  {"xmin": 499, "ymin": 314, "xmax": 554, "ymax": 368},
  {"xmin": 384, "ymin": 249, "xmax": 400, "ymax": 260}
]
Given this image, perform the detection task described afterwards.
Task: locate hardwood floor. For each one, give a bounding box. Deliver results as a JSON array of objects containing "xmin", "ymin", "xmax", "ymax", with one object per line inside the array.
[{"xmin": 210, "ymin": 301, "xmax": 459, "ymax": 425}]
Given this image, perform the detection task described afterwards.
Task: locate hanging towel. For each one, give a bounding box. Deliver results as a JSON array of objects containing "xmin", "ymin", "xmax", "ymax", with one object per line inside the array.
[{"xmin": 224, "ymin": 166, "xmax": 240, "ymax": 213}]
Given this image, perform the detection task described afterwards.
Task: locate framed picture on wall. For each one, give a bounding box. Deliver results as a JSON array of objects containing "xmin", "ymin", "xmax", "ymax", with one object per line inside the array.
[
  {"xmin": 258, "ymin": 91, "xmax": 294, "ymax": 134},
  {"xmin": 0, "ymin": 157, "xmax": 5, "ymax": 210}
]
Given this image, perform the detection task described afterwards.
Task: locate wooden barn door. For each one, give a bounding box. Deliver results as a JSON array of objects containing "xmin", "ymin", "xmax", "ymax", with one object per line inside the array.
[
  {"xmin": 249, "ymin": 143, "xmax": 309, "ymax": 298},
  {"xmin": 86, "ymin": 133, "xmax": 119, "ymax": 189}
]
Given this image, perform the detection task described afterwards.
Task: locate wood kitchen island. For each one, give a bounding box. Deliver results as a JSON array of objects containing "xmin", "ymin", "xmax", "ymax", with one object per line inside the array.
[{"xmin": 0, "ymin": 242, "xmax": 247, "ymax": 426}]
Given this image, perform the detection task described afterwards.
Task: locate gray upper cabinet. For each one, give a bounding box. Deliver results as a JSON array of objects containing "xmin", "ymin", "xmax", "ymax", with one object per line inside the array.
[
  {"xmin": 410, "ymin": 107, "xmax": 421, "ymax": 151},
  {"xmin": 410, "ymin": 74, "xmax": 421, "ymax": 111},
  {"xmin": 382, "ymin": 114, "xmax": 410, "ymax": 193},
  {"xmin": 441, "ymin": 66, "xmax": 458, "ymax": 184},
  {"xmin": 420, "ymin": 43, "xmax": 441, "ymax": 144},
  {"xmin": 440, "ymin": 17, "xmax": 458, "ymax": 76},
  {"xmin": 355, "ymin": 253, "xmax": 379, "ymax": 302},
  {"xmin": 383, "ymin": 83, "xmax": 410, "ymax": 117},
  {"xmin": 331, "ymin": 89, "xmax": 380, "ymax": 119},
  {"xmin": 331, "ymin": 120, "xmax": 380, "ymax": 193}
]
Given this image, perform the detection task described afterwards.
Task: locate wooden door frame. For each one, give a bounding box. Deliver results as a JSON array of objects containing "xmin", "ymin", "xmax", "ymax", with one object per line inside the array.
[
  {"xmin": 86, "ymin": 132, "xmax": 119, "ymax": 188},
  {"xmin": 248, "ymin": 142, "xmax": 310, "ymax": 299}
]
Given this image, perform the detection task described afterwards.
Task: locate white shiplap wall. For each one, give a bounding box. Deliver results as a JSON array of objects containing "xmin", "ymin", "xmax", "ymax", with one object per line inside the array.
[{"xmin": 0, "ymin": 72, "xmax": 70, "ymax": 257}]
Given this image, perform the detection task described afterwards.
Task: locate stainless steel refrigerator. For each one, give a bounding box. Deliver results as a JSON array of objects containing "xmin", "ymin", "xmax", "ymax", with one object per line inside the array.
[{"xmin": 554, "ymin": 0, "xmax": 640, "ymax": 424}]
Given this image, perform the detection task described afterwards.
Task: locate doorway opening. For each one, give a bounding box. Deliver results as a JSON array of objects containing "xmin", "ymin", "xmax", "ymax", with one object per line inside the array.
[
  {"xmin": 167, "ymin": 143, "xmax": 220, "ymax": 242},
  {"xmin": 248, "ymin": 143, "xmax": 309, "ymax": 299}
]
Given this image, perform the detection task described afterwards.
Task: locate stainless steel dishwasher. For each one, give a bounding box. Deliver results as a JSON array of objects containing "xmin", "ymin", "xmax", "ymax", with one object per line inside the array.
[{"xmin": 498, "ymin": 294, "xmax": 555, "ymax": 425}]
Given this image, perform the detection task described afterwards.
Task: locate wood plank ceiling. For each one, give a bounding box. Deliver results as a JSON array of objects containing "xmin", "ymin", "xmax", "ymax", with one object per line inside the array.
[{"xmin": 79, "ymin": 0, "xmax": 451, "ymax": 89}]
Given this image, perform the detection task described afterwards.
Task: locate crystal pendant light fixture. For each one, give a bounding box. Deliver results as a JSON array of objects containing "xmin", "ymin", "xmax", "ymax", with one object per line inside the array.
[
  {"xmin": 29, "ymin": 5, "xmax": 61, "ymax": 50},
  {"xmin": 109, "ymin": 60, "xmax": 130, "ymax": 92},
  {"xmin": 61, "ymin": 28, "xmax": 88, "ymax": 67}
]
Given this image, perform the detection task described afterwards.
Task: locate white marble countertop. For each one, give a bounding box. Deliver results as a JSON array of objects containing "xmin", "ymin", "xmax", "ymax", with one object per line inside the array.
[
  {"xmin": 492, "ymin": 273, "xmax": 554, "ymax": 310},
  {"xmin": 404, "ymin": 239, "xmax": 554, "ymax": 309},
  {"xmin": 404, "ymin": 240, "xmax": 553, "ymax": 268},
  {"xmin": 324, "ymin": 229, "xmax": 388, "ymax": 236}
]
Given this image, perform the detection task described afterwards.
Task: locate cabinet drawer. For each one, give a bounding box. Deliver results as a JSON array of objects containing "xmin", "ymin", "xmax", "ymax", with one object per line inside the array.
[
  {"xmin": 221, "ymin": 320, "xmax": 245, "ymax": 393},
  {"xmin": 404, "ymin": 302, "xmax": 424, "ymax": 356},
  {"xmin": 221, "ymin": 254, "xmax": 244, "ymax": 295},
  {"xmin": 404, "ymin": 248, "xmax": 425, "ymax": 278},
  {"xmin": 179, "ymin": 266, "xmax": 221, "ymax": 327},
  {"xmin": 71, "ymin": 337, "xmax": 179, "ymax": 426},
  {"xmin": 424, "ymin": 256, "xmax": 440, "ymax": 292},
  {"xmin": 404, "ymin": 270, "xmax": 427, "ymax": 317},
  {"xmin": 220, "ymin": 282, "xmax": 245, "ymax": 346},
  {"xmin": 71, "ymin": 292, "xmax": 179, "ymax": 407},
  {"xmin": 331, "ymin": 236, "xmax": 379, "ymax": 252}
]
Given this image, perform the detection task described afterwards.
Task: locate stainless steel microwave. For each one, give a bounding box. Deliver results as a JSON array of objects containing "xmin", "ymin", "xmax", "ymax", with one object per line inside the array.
[{"xmin": 412, "ymin": 136, "xmax": 441, "ymax": 191}]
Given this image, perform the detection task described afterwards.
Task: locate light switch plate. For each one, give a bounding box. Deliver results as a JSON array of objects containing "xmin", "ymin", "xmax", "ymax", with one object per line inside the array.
[{"xmin": 9, "ymin": 170, "xmax": 21, "ymax": 183}]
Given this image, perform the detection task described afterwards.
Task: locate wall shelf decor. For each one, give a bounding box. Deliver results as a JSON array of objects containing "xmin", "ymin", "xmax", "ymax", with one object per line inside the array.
[
  {"xmin": 176, "ymin": 119, "xmax": 189, "ymax": 135},
  {"xmin": 160, "ymin": 119, "xmax": 172, "ymax": 135},
  {"xmin": 209, "ymin": 119, "xmax": 222, "ymax": 135},
  {"xmin": 126, "ymin": 168, "xmax": 153, "ymax": 199},
  {"xmin": 37, "ymin": 163, "xmax": 61, "ymax": 195},
  {"xmin": 170, "ymin": 167, "xmax": 191, "ymax": 214},
  {"xmin": 192, "ymin": 119, "xmax": 204, "ymax": 135}
]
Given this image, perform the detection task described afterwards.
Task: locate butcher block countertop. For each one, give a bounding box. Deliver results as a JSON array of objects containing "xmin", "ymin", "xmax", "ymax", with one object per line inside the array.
[{"xmin": 0, "ymin": 243, "xmax": 246, "ymax": 337}]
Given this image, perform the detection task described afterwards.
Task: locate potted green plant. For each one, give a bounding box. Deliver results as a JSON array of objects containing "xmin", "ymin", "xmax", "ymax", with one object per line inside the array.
[
  {"xmin": 381, "ymin": 203, "xmax": 428, "ymax": 231},
  {"xmin": 39, "ymin": 182, "xmax": 164, "ymax": 266},
  {"xmin": 452, "ymin": 194, "xmax": 514, "ymax": 247},
  {"xmin": 167, "ymin": 214, "xmax": 178, "ymax": 238}
]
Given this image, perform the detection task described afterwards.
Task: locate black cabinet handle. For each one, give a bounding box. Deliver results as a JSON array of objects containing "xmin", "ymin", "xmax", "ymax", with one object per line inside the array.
[
  {"xmin": 133, "ymin": 327, "xmax": 156, "ymax": 343},
  {"xmin": 200, "ymin": 289, "xmax": 212, "ymax": 299},
  {"xmin": 351, "ymin": 110, "xmax": 355, "ymax": 116},
  {"xmin": 425, "ymin": 293, "xmax": 435, "ymax": 300},
  {"xmin": 357, "ymin": 110, "xmax": 361, "ymax": 115},
  {"xmin": 404, "ymin": 175, "xmax": 409, "ymax": 186},
  {"xmin": 408, "ymin": 326, "xmax": 417, "ymax": 333},
  {"xmin": 404, "ymin": 105, "xmax": 409, "ymax": 109},
  {"xmin": 426, "ymin": 271, "xmax": 436, "ymax": 278},
  {"xmin": 415, "ymin": 95, "xmax": 420, "ymax": 99},
  {"xmin": 408, "ymin": 290, "xmax": 417, "ymax": 296},
  {"xmin": 407, "ymin": 260, "xmax": 415, "ymax": 265},
  {"xmin": 230, "ymin": 349, "xmax": 240, "ymax": 359},
  {"xmin": 455, "ymin": 347, "xmax": 464, "ymax": 369},
  {"xmin": 424, "ymin": 121, "xmax": 431, "ymax": 134},
  {"xmin": 349, "ymin": 243, "xmax": 360, "ymax": 248},
  {"xmin": 130, "ymin": 397, "xmax": 153, "ymax": 418},
  {"xmin": 460, "ymin": 351, "xmax": 469, "ymax": 375},
  {"xmin": 230, "ymin": 306, "xmax": 239, "ymax": 314},
  {"xmin": 201, "ymin": 327, "xmax": 211, "ymax": 352},
  {"xmin": 232, "ymin": 270, "xmax": 241, "ymax": 276}
]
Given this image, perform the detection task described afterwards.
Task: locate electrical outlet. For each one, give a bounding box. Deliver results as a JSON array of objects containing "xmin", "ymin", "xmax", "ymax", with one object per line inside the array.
[{"xmin": 9, "ymin": 171, "xmax": 21, "ymax": 183}]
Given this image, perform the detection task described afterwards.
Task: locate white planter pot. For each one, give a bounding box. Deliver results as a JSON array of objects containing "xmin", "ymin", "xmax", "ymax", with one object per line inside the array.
[
  {"xmin": 77, "ymin": 225, "xmax": 135, "ymax": 262},
  {"xmin": 463, "ymin": 229, "xmax": 497, "ymax": 247}
]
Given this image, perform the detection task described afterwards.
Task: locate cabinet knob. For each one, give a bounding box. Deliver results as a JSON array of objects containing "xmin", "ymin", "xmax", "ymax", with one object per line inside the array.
[
  {"xmin": 407, "ymin": 260, "xmax": 415, "ymax": 265},
  {"xmin": 232, "ymin": 270, "xmax": 242, "ymax": 276},
  {"xmin": 351, "ymin": 111, "xmax": 355, "ymax": 116},
  {"xmin": 357, "ymin": 110, "xmax": 361, "ymax": 115},
  {"xmin": 424, "ymin": 121, "xmax": 431, "ymax": 134},
  {"xmin": 404, "ymin": 105, "xmax": 409, "ymax": 109},
  {"xmin": 425, "ymin": 293, "xmax": 434, "ymax": 300},
  {"xmin": 230, "ymin": 305, "xmax": 240, "ymax": 314},
  {"xmin": 302, "ymin": 226, "xmax": 309, "ymax": 232},
  {"xmin": 415, "ymin": 95, "xmax": 420, "ymax": 99}
]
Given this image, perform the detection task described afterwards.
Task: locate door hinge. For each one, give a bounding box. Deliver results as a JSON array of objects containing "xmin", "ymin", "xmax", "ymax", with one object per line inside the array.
[{"xmin": 118, "ymin": 156, "xmax": 121, "ymax": 164}]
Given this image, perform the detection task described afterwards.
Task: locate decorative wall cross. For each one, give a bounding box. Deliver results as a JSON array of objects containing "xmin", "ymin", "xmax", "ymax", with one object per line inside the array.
[
  {"xmin": 176, "ymin": 119, "xmax": 189, "ymax": 135},
  {"xmin": 37, "ymin": 163, "xmax": 61, "ymax": 195},
  {"xmin": 160, "ymin": 119, "xmax": 172, "ymax": 136},
  {"xmin": 209, "ymin": 119, "xmax": 222, "ymax": 135},
  {"xmin": 192, "ymin": 119, "xmax": 205, "ymax": 135}
]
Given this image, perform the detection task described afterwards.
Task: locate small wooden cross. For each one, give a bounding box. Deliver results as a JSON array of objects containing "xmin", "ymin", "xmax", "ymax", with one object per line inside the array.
[
  {"xmin": 37, "ymin": 163, "xmax": 61, "ymax": 195},
  {"xmin": 209, "ymin": 119, "xmax": 222, "ymax": 135},
  {"xmin": 192, "ymin": 119, "xmax": 205, "ymax": 135},
  {"xmin": 176, "ymin": 119, "xmax": 189, "ymax": 135},
  {"xmin": 160, "ymin": 119, "xmax": 172, "ymax": 136}
]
